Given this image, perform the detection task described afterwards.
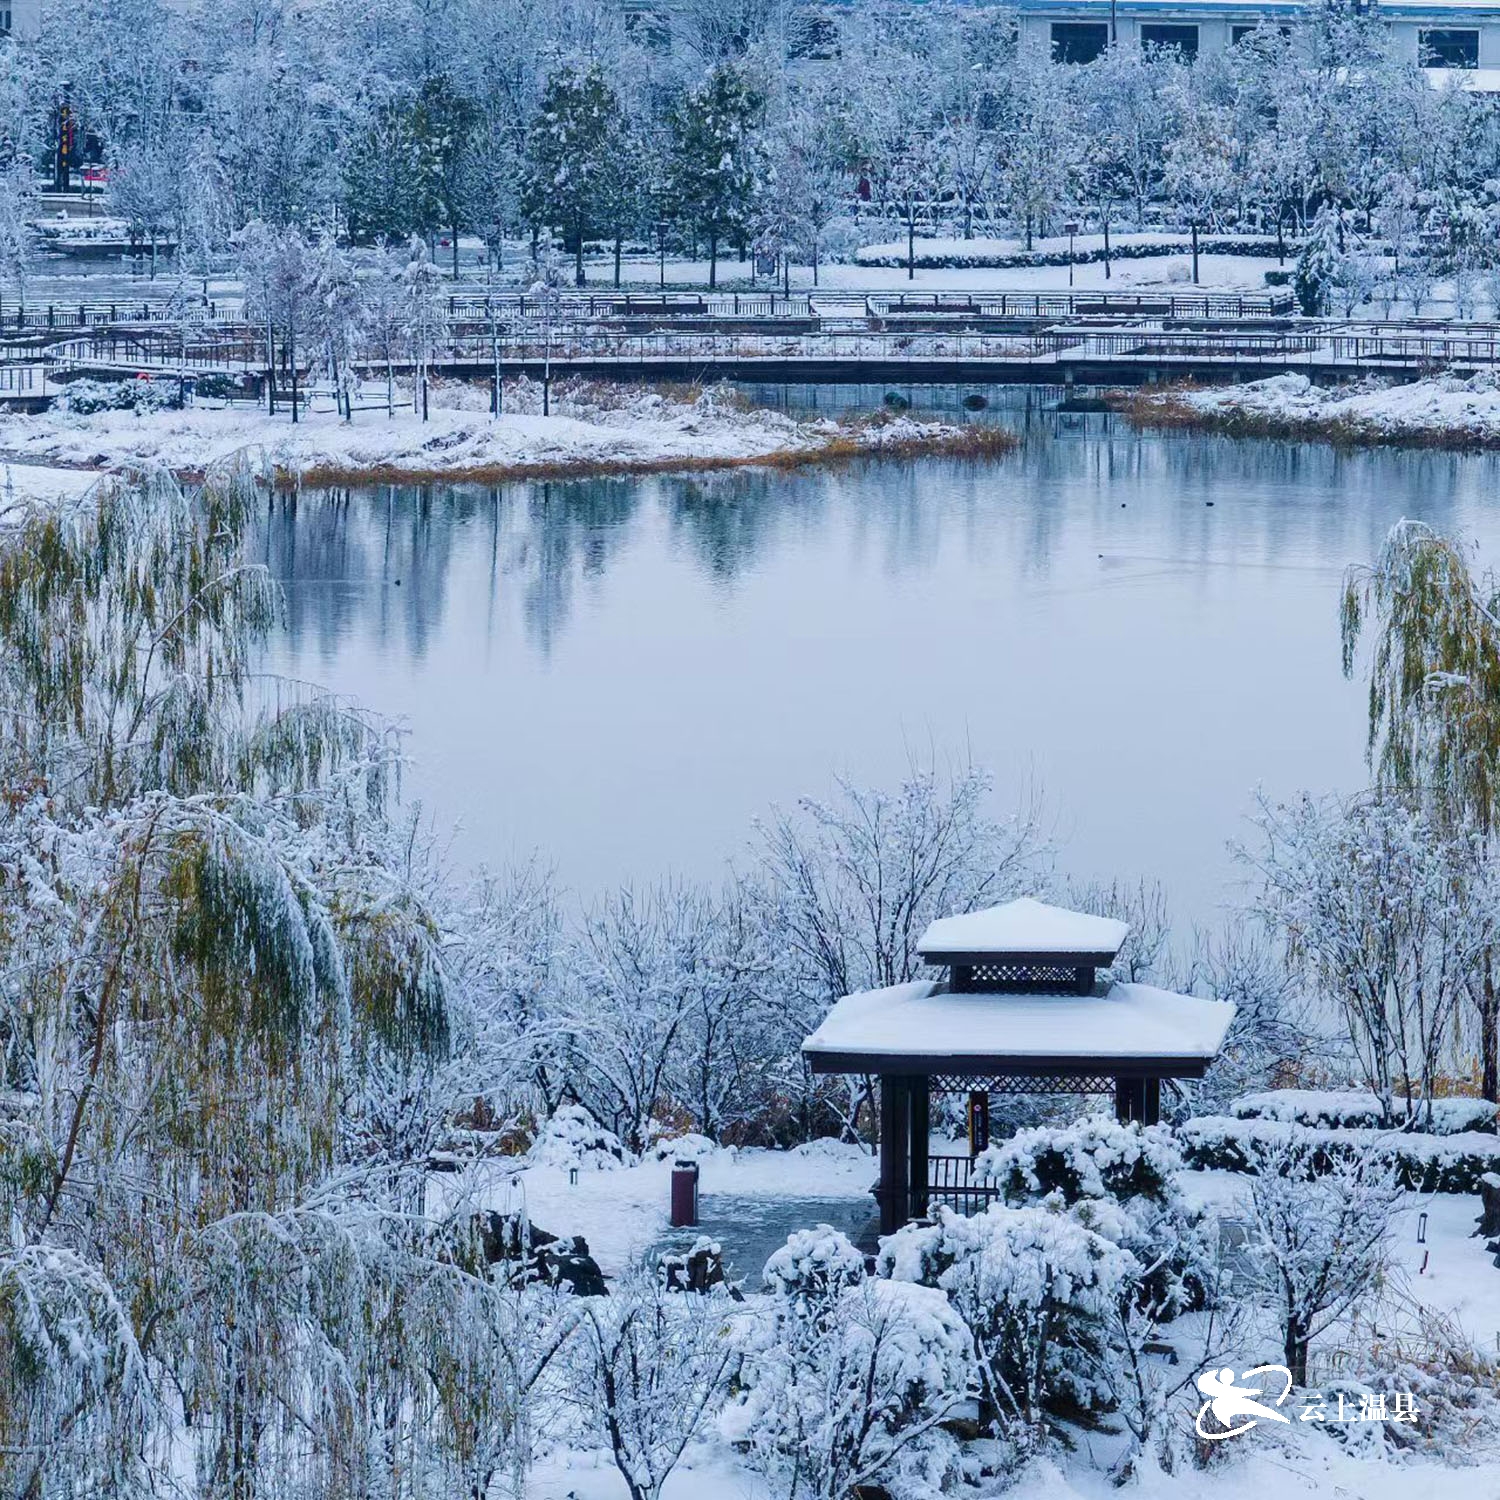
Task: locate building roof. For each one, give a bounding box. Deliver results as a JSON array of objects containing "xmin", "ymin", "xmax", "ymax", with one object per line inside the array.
[
  {"xmin": 1011, "ymin": 0, "xmax": 1500, "ymax": 12},
  {"xmin": 916, "ymin": 897, "xmax": 1130, "ymax": 964},
  {"xmin": 802, "ymin": 978, "xmax": 1235, "ymax": 1077}
]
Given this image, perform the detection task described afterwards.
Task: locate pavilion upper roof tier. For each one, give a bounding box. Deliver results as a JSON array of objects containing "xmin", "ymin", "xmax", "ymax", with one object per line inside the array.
[{"xmin": 916, "ymin": 897, "xmax": 1130, "ymax": 970}]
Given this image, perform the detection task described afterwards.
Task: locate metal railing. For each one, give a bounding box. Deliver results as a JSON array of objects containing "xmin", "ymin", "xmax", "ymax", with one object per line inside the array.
[
  {"xmin": 865, "ymin": 289, "xmax": 1297, "ymax": 320},
  {"xmin": 33, "ymin": 316, "xmax": 1500, "ymax": 386},
  {"xmin": 0, "ymin": 299, "xmax": 224, "ymax": 331},
  {"xmin": 926, "ymin": 1154, "xmax": 1002, "ymax": 1217}
]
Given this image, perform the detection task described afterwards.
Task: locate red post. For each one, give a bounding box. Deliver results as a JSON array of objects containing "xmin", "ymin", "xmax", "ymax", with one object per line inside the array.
[{"xmin": 670, "ymin": 1159, "xmax": 699, "ymax": 1228}]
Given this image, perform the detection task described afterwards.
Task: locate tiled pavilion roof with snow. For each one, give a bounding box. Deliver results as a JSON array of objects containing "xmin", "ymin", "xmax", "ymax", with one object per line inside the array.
[{"xmin": 801, "ymin": 896, "xmax": 1235, "ymax": 1236}]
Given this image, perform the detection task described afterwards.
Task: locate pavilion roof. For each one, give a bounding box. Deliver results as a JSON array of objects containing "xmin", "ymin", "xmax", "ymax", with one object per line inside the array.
[
  {"xmin": 801, "ymin": 978, "xmax": 1234, "ymax": 1078},
  {"xmin": 917, "ymin": 897, "xmax": 1129, "ymax": 966}
]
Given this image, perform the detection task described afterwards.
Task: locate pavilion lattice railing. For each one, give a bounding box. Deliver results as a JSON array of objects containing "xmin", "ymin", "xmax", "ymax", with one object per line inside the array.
[
  {"xmin": 950, "ymin": 962, "xmax": 1087, "ymax": 992},
  {"xmin": 928, "ymin": 1074, "xmax": 1117, "ymax": 1096}
]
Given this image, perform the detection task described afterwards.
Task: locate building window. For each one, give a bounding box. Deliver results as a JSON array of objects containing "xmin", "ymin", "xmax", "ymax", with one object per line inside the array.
[
  {"xmin": 1140, "ymin": 23, "xmax": 1199, "ymax": 58},
  {"xmin": 1419, "ymin": 28, "xmax": 1479, "ymax": 67},
  {"xmin": 0, "ymin": 9, "xmax": 10, "ymax": 34},
  {"xmin": 1051, "ymin": 22, "xmax": 1110, "ymax": 64}
]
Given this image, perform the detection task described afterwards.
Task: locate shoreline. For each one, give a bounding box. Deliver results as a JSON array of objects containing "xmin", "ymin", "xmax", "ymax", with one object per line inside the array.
[
  {"xmin": 0, "ymin": 382, "xmax": 1018, "ymax": 491},
  {"xmin": 289, "ymin": 422, "xmax": 1018, "ymax": 488},
  {"xmin": 1112, "ymin": 373, "xmax": 1500, "ymax": 453}
]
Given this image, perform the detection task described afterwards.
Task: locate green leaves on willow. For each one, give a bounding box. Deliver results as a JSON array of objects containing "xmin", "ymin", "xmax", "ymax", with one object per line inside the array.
[{"xmin": 1341, "ymin": 518, "xmax": 1500, "ymax": 830}]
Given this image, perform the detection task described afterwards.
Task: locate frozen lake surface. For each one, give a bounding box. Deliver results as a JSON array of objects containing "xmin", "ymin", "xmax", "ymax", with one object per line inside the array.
[{"xmin": 256, "ymin": 387, "xmax": 1500, "ymax": 929}]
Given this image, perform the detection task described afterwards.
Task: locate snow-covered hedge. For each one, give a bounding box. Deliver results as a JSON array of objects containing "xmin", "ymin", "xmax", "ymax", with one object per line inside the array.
[
  {"xmin": 975, "ymin": 1118, "xmax": 1183, "ymax": 1206},
  {"xmin": 1230, "ymin": 1089, "xmax": 1497, "ymax": 1135},
  {"xmin": 526, "ymin": 1104, "xmax": 629, "ymax": 1171},
  {"xmin": 854, "ymin": 235, "xmax": 1290, "ymax": 271},
  {"xmin": 1178, "ymin": 1115, "xmax": 1500, "ymax": 1193},
  {"xmin": 58, "ymin": 377, "xmax": 183, "ymax": 415}
]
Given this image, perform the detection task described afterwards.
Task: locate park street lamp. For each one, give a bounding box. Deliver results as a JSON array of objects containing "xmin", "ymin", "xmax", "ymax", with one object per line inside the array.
[
  {"xmin": 656, "ymin": 219, "xmax": 669, "ymax": 289},
  {"xmin": 1063, "ymin": 220, "xmax": 1081, "ymax": 287}
]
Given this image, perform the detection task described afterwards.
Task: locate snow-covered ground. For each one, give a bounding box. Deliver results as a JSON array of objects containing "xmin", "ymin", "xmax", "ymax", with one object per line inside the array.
[
  {"xmin": 1, "ymin": 462, "xmax": 102, "ymax": 503},
  {"xmin": 0, "ymin": 381, "xmax": 1005, "ymax": 484},
  {"xmin": 452, "ymin": 1137, "xmax": 1500, "ymax": 1500},
  {"xmin": 1135, "ymin": 371, "xmax": 1500, "ymax": 447}
]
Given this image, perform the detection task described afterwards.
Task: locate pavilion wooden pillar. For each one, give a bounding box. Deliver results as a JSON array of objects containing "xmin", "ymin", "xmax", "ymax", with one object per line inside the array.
[
  {"xmin": 878, "ymin": 1074, "xmax": 911, "ymax": 1235},
  {"xmin": 908, "ymin": 1075, "xmax": 930, "ymax": 1221},
  {"xmin": 1115, "ymin": 1076, "xmax": 1161, "ymax": 1125}
]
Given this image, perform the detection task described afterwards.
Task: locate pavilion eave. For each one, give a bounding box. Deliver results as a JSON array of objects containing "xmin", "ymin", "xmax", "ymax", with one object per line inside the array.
[{"xmin": 802, "ymin": 1049, "xmax": 1213, "ymax": 1079}]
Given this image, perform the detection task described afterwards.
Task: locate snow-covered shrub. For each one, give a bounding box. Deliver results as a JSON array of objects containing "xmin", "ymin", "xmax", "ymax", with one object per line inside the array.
[
  {"xmin": 976, "ymin": 1118, "xmax": 1183, "ymax": 1208},
  {"xmin": 1334, "ymin": 1302, "xmax": 1500, "ymax": 1456},
  {"xmin": 57, "ymin": 377, "xmax": 182, "ymax": 414},
  {"xmin": 567, "ymin": 1270, "xmax": 739, "ymax": 1500},
  {"xmin": 761, "ymin": 1224, "xmax": 866, "ymax": 1311},
  {"xmin": 880, "ymin": 1204, "xmax": 1133, "ymax": 1441},
  {"xmin": 526, "ymin": 1104, "xmax": 629, "ymax": 1171},
  {"xmin": 647, "ymin": 1131, "xmax": 723, "ymax": 1163},
  {"xmin": 728, "ymin": 1274, "xmax": 971, "ymax": 1500},
  {"xmin": 1231, "ymin": 1089, "xmax": 1497, "ymax": 1135}
]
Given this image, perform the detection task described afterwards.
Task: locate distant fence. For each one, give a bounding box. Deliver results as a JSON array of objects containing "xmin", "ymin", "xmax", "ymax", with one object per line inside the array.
[
  {"xmin": 0, "ymin": 300, "xmax": 225, "ymax": 331},
  {"xmin": 864, "ymin": 289, "xmax": 1297, "ymax": 320}
]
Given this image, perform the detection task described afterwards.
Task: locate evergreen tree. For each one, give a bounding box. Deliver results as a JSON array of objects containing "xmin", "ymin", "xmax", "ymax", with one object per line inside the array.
[
  {"xmin": 1294, "ymin": 203, "xmax": 1343, "ymax": 315},
  {"xmin": 667, "ymin": 64, "xmax": 764, "ymax": 289},
  {"xmin": 523, "ymin": 65, "xmax": 622, "ymax": 287},
  {"xmin": 412, "ymin": 74, "xmax": 481, "ymax": 276},
  {"xmin": 344, "ymin": 98, "xmax": 429, "ymax": 243}
]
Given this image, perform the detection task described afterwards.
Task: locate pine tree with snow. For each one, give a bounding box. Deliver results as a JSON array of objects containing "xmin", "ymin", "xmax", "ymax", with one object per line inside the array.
[
  {"xmin": 1295, "ymin": 204, "xmax": 1344, "ymax": 316},
  {"xmin": 523, "ymin": 65, "xmax": 623, "ymax": 289},
  {"xmin": 666, "ymin": 65, "xmax": 764, "ymax": 290}
]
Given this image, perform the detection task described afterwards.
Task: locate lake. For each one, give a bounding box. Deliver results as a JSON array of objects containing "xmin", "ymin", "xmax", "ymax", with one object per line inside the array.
[{"xmin": 255, "ymin": 387, "xmax": 1500, "ymax": 931}]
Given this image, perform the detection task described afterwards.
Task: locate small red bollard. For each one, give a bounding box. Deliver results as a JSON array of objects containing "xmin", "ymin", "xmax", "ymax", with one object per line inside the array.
[{"xmin": 670, "ymin": 1159, "xmax": 700, "ymax": 1228}]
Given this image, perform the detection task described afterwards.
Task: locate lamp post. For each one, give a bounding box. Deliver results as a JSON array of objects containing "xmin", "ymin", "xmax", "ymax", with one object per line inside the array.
[
  {"xmin": 656, "ymin": 219, "xmax": 668, "ymax": 290},
  {"xmin": 1063, "ymin": 220, "xmax": 1081, "ymax": 288}
]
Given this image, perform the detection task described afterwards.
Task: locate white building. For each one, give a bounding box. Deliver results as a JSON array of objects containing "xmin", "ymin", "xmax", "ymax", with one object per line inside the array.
[
  {"xmin": 1012, "ymin": 0, "xmax": 1500, "ymax": 69},
  {"xmin": 3, "ymin": 0, "xmax": 39, "ymax": 41}
]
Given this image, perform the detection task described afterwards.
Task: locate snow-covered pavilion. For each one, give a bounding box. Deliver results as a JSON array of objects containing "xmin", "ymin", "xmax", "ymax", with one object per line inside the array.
[{"xmin": 801, "ymin": 897, "xmax": 1235, "ymax": 1235}]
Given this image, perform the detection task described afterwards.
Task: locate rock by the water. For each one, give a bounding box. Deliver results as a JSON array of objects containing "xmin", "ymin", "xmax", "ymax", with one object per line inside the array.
[{"xmin": 659, "ymin": 1236, "xmax": 743, "ymax": 1299}]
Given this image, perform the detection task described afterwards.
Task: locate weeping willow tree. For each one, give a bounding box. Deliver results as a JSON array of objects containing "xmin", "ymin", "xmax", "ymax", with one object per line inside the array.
[
  {"xmin": 0, "ymin": 468, "xmax": 558, "ymax": 1500},
  {"xmin": 1341, "ymin": 518, "xmax": 1500, "ymax": 1100}
]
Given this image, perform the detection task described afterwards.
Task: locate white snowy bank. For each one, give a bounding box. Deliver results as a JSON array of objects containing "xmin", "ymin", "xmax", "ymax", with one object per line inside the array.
[
  {"xmin": 0, "ymin": 380, "xmax": 1015, "ymax": 485},
  {"xmin": 1129, "ymin": 371, "xmax": 1500, "ymax": 447}
]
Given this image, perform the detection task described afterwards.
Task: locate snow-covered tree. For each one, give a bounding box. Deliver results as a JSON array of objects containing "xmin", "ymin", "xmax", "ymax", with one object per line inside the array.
[
  {"xmin": 1245, "ymin": 1135, "xmax": 1400, "ymax": 1385},
  {"xmin": 306, "ymin": 234, "xmax": 366, "ymax": 420},
  {"xmin": 563, "ymin": 881, "xmax": 725, "ymax": 1154},
  {"xmin": 0, "ymin": 465, "xmax": 548, "ymax": 1497},
  {"xmin": 754, "ymin": 763, "xmax": 1048, "ymax": 1139},
  {"xmin": 0, "ymin": 161, "xmax": 36, "ymax": 317},
  {"xmin": 402, "ymin": 234, "xmax": 450, "ymax": 421},
  {"xmin": 567, "ymin": 1272, "xmax": 739, "ymax": 1500},
  {"xmin": 524, "ymin": 64, "xmax": 625, "ymax": 287},
  {"xmin": 1250, "ymin": 790, "xmax": 1494, "ymax": 1126},
  {"xmin": 666, "ymin": 63, "xmax": 764, "ymax": 288}
]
